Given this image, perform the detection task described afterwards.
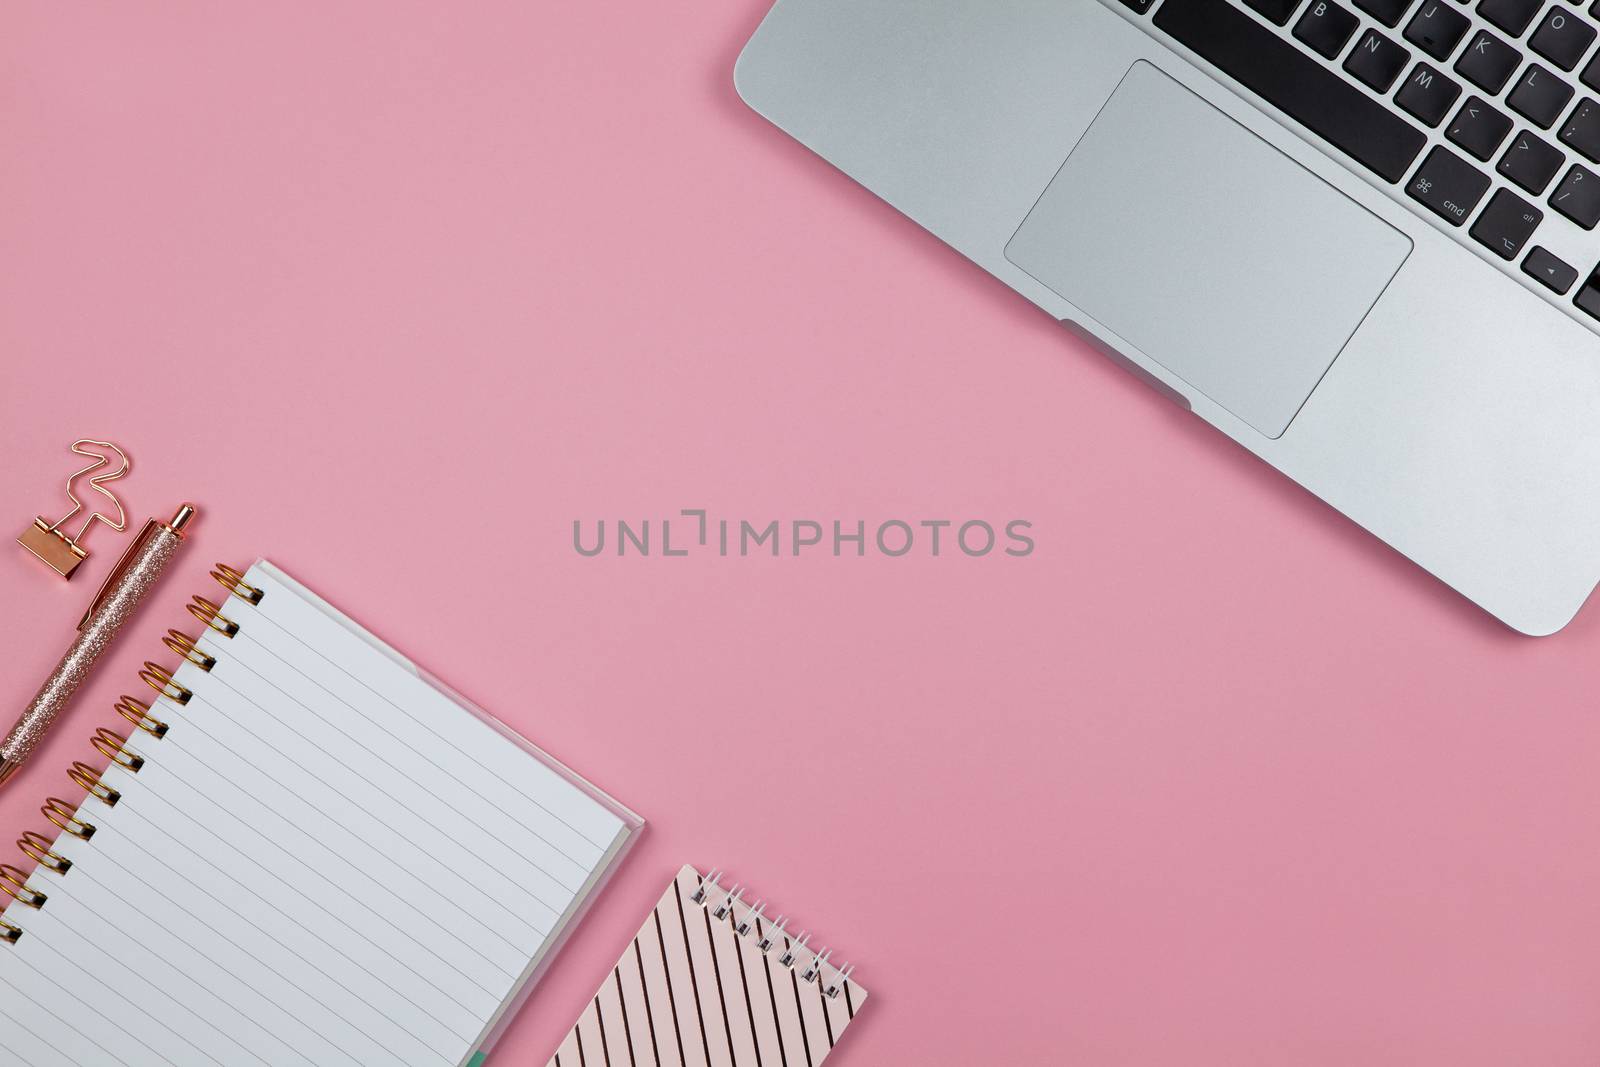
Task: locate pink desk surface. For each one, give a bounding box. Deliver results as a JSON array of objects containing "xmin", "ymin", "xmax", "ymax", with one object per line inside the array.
[{"xmin": 3, "ymin": 4, "xmax": 1600, "ymax": 1065}]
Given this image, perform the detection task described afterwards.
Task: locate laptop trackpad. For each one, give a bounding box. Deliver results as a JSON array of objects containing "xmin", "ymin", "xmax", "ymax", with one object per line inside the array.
[{"xmin": 1004, "ymin": 61, "xmax": 1411, "ymax": 438}]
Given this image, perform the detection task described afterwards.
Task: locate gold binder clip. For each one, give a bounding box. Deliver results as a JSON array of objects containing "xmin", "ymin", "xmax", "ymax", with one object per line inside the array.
[{"xmin": 17, "ymin": 440, "xmax": 131, "ymax": 579}]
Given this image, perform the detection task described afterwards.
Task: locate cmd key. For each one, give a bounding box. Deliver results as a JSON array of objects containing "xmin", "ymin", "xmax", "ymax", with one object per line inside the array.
[{"xmin": 1407, "ymin": 146, "xmax": 1492, "ymax": 224}]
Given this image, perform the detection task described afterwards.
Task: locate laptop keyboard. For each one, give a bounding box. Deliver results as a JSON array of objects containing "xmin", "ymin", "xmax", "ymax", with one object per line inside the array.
[{"xmin": 1125, "ymin": 0, "xmax": 1600, "ymax": 323}]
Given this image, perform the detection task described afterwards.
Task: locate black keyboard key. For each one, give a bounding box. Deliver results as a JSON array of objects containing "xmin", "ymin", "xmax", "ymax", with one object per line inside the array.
[
  {"xmin": 1294, "ymin": 0, "xmax": 1360, "ymax": 57},
  {"xmin": 1154, "ymin": 0, "xmax": 1427, "ymax": 182},
  {"xmin": 1509, "ymin": 64, "xmax": 1576, "ymax": 128},
  {"xmin": 1560, "ymin": 97, "xmax": 1600, "ymax": 160},
  {"xmin": 1575, "ymin": 269, "xmax": 1600, "ymax": 319},
  {"xmin": 1523, "ymin": 245, "xmax": 1580, "ymax": 292},
  {"xmin": 1446, "ymin": 96, "xmax": 1514, "ymax": 159},
  {"xmin": 1530, "ymin": 8, "xmax": 1597, "ymax": 72},
  {"xmin": 1582, "ymin": 49, "xmax": 1600, "ymax": 93},
  {"xmin": 1469, "ymin": 188, "xmax": 1544, "ymax": 257},
  {"xmin": 1346, "ymin": 29, "xmax": 1412, "ymax": 92},
  {"xmin": 1396, "ymin": 63, "xmax": 1462, "ymax": 125},
  {"xmin": 1406, "ymin": 145, "xmax": 1493, "ymax": 224},
  {"xmin": 1404, "ymin": 2, "xmax": 1471, "ymax": 60},
  {"xmin": 1479, "ymin": 0, "xmax": 1544, "ymax": 36},
  {"xmin": 1355, "ymin": 0, "xmax": 1417, "ymax": 26},
  {"xmin": 1118, "ymin": 0, "xmax": 1156, "ymax": 11},
  {"xmin": 1498, "ymin": 130, "xmax": 1566, "ymax": 193},
  {"xmin": 1243, "ymin": 0, "xmax": 1305, "ymax": 23},
  {"xmin": 1550, "ymin": 162, "xmax": 1600, "ymax": 226},
  {"xmin": 1456, "ymin": 30, "xmax": 1522, "ymax": 93}
]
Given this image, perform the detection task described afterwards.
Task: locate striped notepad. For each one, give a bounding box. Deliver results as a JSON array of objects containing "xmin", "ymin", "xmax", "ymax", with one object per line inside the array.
[{"xmin": 548, "ymin": 866, "xmax": 867, "ymax": 1066}]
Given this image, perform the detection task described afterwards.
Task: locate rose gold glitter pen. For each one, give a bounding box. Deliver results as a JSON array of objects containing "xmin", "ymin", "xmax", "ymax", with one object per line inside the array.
[{"xmin": 0, "ymin": 504, "xmax": 195, "ymax": 789}]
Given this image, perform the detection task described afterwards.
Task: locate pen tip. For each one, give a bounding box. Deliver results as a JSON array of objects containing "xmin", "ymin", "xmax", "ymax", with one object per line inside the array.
[{"xmin": 169, "ymin": 504, "xmax": 197, "ymax": 534}]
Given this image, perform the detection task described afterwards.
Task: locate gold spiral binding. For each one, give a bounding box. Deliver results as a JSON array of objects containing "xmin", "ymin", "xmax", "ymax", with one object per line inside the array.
[
  {"xmin": 139, "ymin": 662, "xmax": 192, "ymax": 705},
  {"xmin": 114, "ymin": 695, "xmax": 169, "ymax": 738},
  {"xmin": 161, "ymin": 629, "xmax": 215, "ymax": 672},
  {"xmin": 42, "ymin": 798, "xmax": 95, "ymax": 840},
  {"xmin": 0, "ymin": 866, "xmax": 46, "ymax": 909},
  {"xmin": 91, "ymin": 728, "xmax": 144, "ymax": 773},
  {"xmin": 187, "ymin": 596, "xmax": 239, "ymax": 638},
  {"xmin": 8, "ymin": 573, "xmax": 257, "ymax": 949},
  {"xmin": 17, "ymin": 832, "xmax": 71, "ymax": 874},
  {"xmin": 67, "ymin": 763, "xmax": 121, "ymax": 807},
  {"xmin": 211, "ymin": 563, "xmax": 264, "ymax": 605}
]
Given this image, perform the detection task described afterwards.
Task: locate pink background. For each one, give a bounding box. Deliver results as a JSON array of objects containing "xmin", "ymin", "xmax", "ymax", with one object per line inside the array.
[{"xmin": 3, "ymin": 3, "xmax": 1600, "ymax": 1064}]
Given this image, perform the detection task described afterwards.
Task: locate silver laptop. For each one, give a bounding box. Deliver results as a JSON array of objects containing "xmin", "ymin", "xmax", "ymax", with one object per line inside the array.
[{"xmin": 736, "ymin": 0, "xmax": 1600, "ymax": 635}]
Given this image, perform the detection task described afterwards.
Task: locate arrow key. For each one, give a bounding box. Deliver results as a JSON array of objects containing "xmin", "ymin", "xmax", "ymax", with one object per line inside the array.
[
  {"xmin": 1470, "ymin": 188, "xmax": 1543, "ymax": 259},
  {"xmin": 1522, "ymin": 245, "xmax": 1579, "ymax": 293}
]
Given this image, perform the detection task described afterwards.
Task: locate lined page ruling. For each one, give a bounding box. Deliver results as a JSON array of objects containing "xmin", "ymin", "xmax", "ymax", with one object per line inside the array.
[{"xmin": 0, "ymin": 560, "xmax": 639, "ymax": 1067}]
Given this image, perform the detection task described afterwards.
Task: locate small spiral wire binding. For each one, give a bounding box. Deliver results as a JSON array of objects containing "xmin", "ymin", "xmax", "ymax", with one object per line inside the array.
[
  {"xmin": 736, "ymin": 900, "xmax": 764, "ymax": 938},
  {"xmin": 42, "ymin": 799, "xmax": 94, "ymax": 840},
  {"xmin": 0, "ymin": 865, "xmax": 47, "ymax": 909},
  {"xmin": 778, "ymin": 932, "xmax": 811, "ymax": 969},
  {"xmin": 800, "ymin": 947, "xmax": 832, "ymax": 983},
  {"xmin": 68, "ymin": 763, "xmax": 122, "ymax": 807},
  {"xmin": 712, "ymin": 884, "xmax": 744, "ymax": 921},
  {"xmin": 0, "ymin": 918, "xmax": 20, "ymax": 944},
  {"xmin": 17, "ymin": 832, "xmax": 71, "ymax": 874},
  {"xmin": 693, "ymin": 869, "xmax": 851, "ymax": 995},
  {"xmin": 211, "ymin": 564, "xmax": 265, "ymax": 605},
  {"xmin": 691, "ymin": 869, "xmax": 723, "ymax": 905},
  {"xmin": 188, "ymin": 596, "xmax": 239, "ymax": 637},
  {"xmin": 139, "ymin": 662, "xmax": 192, "ymax": 705},
  {"xmin": 91, "ymin": 728, "xmax": 144, "ymax": 773},
  {"xmin": 756, "ymin": 915, "xmax": 788, "ymax": 954},
  {"xmin": 114, "ymin": 695, "xmax": 169, "ymax": 738},
  {"xmin": 161, "ymin": 630, "xmax": 215, "ymax": 672},
  {"xmin": 825, "ymin": 963, "xmax": 855, "ymax": 999}
]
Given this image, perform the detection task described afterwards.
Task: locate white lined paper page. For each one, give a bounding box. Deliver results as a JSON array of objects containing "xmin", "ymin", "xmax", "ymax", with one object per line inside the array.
[{"xmin": 0, "ymin": 561, "xmax": 636, "ymax": 1067}]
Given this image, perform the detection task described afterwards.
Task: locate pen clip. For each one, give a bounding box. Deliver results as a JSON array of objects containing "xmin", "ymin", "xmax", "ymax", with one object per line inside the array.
[{"xmin": 79, "ymin": 519, "xmax": 160, "ymax": 632}]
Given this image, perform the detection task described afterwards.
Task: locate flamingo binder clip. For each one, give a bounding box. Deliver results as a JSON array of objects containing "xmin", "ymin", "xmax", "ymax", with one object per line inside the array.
[{"xmin": 18, "ymin": 440, "xmax": 132, "ymax": 579}]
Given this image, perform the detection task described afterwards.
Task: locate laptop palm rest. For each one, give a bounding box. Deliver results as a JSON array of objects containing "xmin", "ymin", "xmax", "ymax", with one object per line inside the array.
[{"xmin": 1005, "ymin": 60, "xmax": 1411, "ymax": 439}]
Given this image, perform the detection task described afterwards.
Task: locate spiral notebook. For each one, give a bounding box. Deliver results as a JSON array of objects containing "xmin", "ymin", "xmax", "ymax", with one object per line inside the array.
[
  {"xmin": 0, "ymin": 560, "xmax": 642, "ymax": 1067},
  {"xmin": 548, "ymin": 866, "xmax": 867, "ymax": 1067}
]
